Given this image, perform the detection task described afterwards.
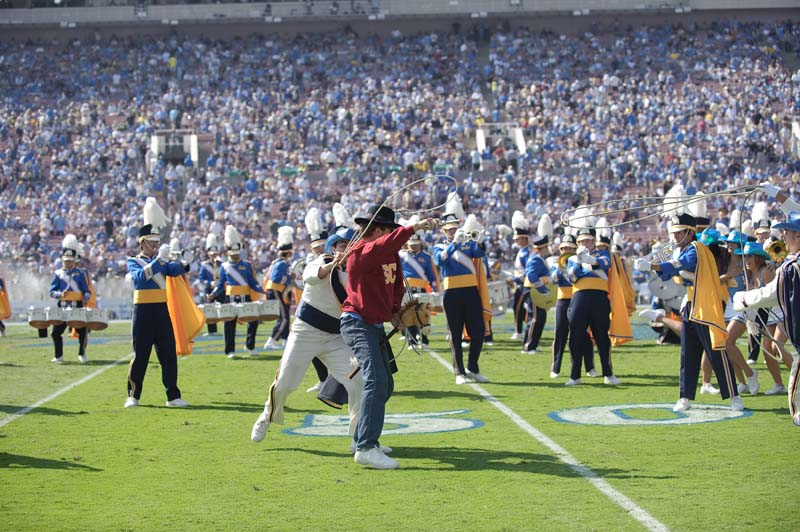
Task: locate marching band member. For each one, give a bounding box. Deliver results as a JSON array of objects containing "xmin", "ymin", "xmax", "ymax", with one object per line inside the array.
[
  {"xmin": 510, "ymin": 211, "xmax": 531, "ymax": 341},
  {"xmin": 251, "ymin": 225, "xmax": 364, "ymax": 446},
  {"xmin": 399, "ymin": 223, "xmax": 439, "ymax": 346},
  {"xmin": 461, "ymin": 214, "xmax": 493, "ymax": 346},
  {"xmin": 125, "ymin": 197, "xmax": 190, "ymax": 408},
  {"xmin": 341, "ymin": 204, "xmax": 436, "ymax": 469},
  {"xmin": 433, "ymin": 195, "xmax": 488, "ymax": 385},
  {"xmin": 49, "ymin": 234, "xmax": 91, "ymax": 364},
  {"xmin": 0, "ymin": 276, "xmax": 9, "ymax": 337},
  {"xmin": 209, "ymin": 225, "xmax": 264, "ymax": 358},
  {"xmin": 565, "ymin": 209, "xmax": 620, "ymax": 386},
  {"xmin": 263, "ymin": 227, "xmax": 294, "ymax": 350},
  {"xmin": 198, "ymin": 233, "xmax": 223, "ymax": 336},
  {"xmin": 304, "ymin": 207, "xmax": 331, "ymax": 391},
  {"xmin": 521, "ymin": 215, "xmax": 552, "ymax": 354},
  {"xmin": 548, "ymin": 234, "xmax": 585, "ymax": 378},
  {"xmin": 636, "ymin": 212, "xmax": 741, "ymax": 411},
  {"xmin": 734, "ymin": 184, "xmax": 800, "ymax": 425}
]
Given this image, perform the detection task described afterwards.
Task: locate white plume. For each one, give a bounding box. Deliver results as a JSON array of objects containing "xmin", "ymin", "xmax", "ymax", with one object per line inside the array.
[
  {"xmin": 277, "ymin": 226, "xmax": 294, "ymax": 248},
  {"xmin": 463, "ymin": 214, "xmax": 483, "ymax": 234},
  {"xmin": 612, "ymin": 232, "xmax": 624, "ymax": 247},
  {"xmin": 224, "ymin": 225, "xmax": 241, "ymax": 249},
  {"xmin": 751, "ymin": 201, "xmax": 770, "ymax": 224},
  {"xmin": 305, "ymin": 208, "xmax": 324, "ymax": 240},
  {"xmin": 206, "ymin": 233, "xmax": 218, "ymax": 251},
  {"xmin": 511, "ymin": 211, "xmax": 529, "ymax": 232},
  {"xmin": 741, "ymin": 219, "xmax": 754, "ymax": 237},
  {"xmin": 143, "ymin": 197, "xmax": 168, "ymax": 229},
  {"xmin": 62, "ymin": 234, "xmax": 80, "ymax": 253},
  {"xmin": 687, "ymin": 192, "xmax": 707, "ymax": 219},
  {"xmin": 537, "ymin": 214, "xmax": 553, "ymax": 238},
  {"xmin": 332, "ymin": 202, "xmax": 356, "ymax": 229},
  {"xmin": 596, "ymin": 217, "xmax": 611, "ymax": 239},
  {"xmin": 662, "ymin": 183, "xmax": 688, "ymax": 218},
  {"xmin": 445, "ymin": 192, "xmax": 465, "ymax": 221},
  {"xmin": 496, "ymin": 224, "xmax": 513, "ymax": 238},
  {"xmin": 570, "ymin": 206, "xmax": 595, "ymax": 229},
  {"xmin": 729, "ymin": 209, "xmax": 742, "ymax": 231},
  {"xmin": 715, "ymin": 222, "xmax": 730, "ymax": 236}
]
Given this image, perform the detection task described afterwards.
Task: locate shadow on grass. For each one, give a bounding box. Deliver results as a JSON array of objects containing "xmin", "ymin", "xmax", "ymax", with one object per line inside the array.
[
  {"xmin": 0, "ymin": 404, "xmax": 89, "ymax": 417},
  {"xmin": 280, "ymin": 445, "xmax": 675, "ymax": 478},
  {"xmin": 0, "ymin": 452, "xmax": 103, "ymax": 472}
]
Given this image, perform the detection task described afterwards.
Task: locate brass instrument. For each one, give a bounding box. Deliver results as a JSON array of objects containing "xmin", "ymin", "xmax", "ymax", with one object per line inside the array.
[
  {"xmin": 557, "ymin": 251, "xmax": 575, "ymax": 269},
  {"xmin": 530, "ymin": 285, "xmax": 558, "ymax": 310},
  {"xmin": 764, "ymin": 238, "xmax": 787, "ymax": 264},
  {"xmin": 644, "ymin": 241, "xmax": 676, "ymax": 264}
]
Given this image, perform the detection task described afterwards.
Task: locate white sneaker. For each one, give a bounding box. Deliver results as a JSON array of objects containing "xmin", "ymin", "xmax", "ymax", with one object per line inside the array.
[
  {"xmin": 485, "ymin": 341, "xmax": 494, "ymax": 346},
  {"xmin": 587, "ymin": 369, "xmax": 599, "ymax": 378},
  {"xmin": 764, "ymin": 384, "xmax": 786, "ymax": 396},
  {"xmin": 306, "ymin": 382, "xmax": 322, "ymax": 393},
  {"xmin": 251, "ymin": 414, "xmax": 269, "ymax": 442},
  {"xmin": 124, "ymin": 397, "xmax": 139, "ymax": 408},
  {"xmin": 746, "ymin": 369, "xmax": 760, "ymax": 395},
  {"xmin": 248, "ymin": 348, "xmax": 258, "ymax": 357},
  {"xmin": 354, "ymin": 448, "xmax": 399, "ymax": 470},
  {"xmin": 730, "ymin": 396, "xmax": 744, "ymax": 411},
  {"xmin": 350, "ymin": 442, "xmax": 392, "ymax": 454},
  {"xmin": 673, "ymin": 398, "xmax": 691, "ymax": 412},
  {"xmin": 510, "ymin": 332, "xmax": 521, "ymax": 340},
  {"xmin": 521, "ymin": 349, "xmax": 537, "ymax": 355},
  {"xmin": 793, "ymin": 413, "xmax": 800, "ymax": 427},
  {"xmin": 466, "ymin": 371, "xmax": 489, "ymax": 383},
  {"xmin": 746, "ymin": 359, "xmax": 756, "ymax": 366},
  {"xmin": 166, "ymin": 398, "xmax": 189, "ymax": 407},
  {"xmin": 461, "ymin": 341, "xmax": 469, "ymax": 348},
  {"xmin": 565, "ymin": 378, "xmax": 581, "ymax": 386},
  {"xmin": 638, "ymin": 308, "xmax": 665, "ymax": 321},
  {"xmin": 455, "ymin": 374, "xmax": 470, "ymax": 385},
  {"xmin": 604, "ymin": 375, "xmax": 621, "ymax": 385},
  {"xmin": 550, "ymin": 371, "xmax": 559, "ymax": 379},
  {"xmin": 51, "ymin": 357, "xmax": 64, "ymax": 364},
  {"xmin": 78, "ymin": 355, "xmax": 88, "ymax": 364},
  {"xmin": 264, "ymin": 338, "xmax": 281, "ymax": 350},
  {"xmin": 226, "ymin": 352, "xmax": 236, "ymax": 359},
  {"xmin": 700, "ymin": 383, "xmax": 719, "ymax": 395},
  {"xmin": 737, "ymin": 382, "xmax": 750, "ymax": 395}
]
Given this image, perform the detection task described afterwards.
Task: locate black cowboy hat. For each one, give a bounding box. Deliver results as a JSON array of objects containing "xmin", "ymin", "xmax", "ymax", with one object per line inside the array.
[{"xmin": 354, "ymin": 205, "xmax": 400, "ymax": 229}]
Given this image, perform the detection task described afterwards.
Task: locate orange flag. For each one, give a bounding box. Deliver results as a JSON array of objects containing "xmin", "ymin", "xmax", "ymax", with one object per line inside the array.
[
  {"xmin": 608, "ymin": 256, "xmax": 634, "ymax": 346},
  {"xmin": 0, "ymin": 285, "xmax": 10, "ymax": 320},
  {"xmin": 166, "ymin": 275, "xmax": 205, "ymax": 356}
]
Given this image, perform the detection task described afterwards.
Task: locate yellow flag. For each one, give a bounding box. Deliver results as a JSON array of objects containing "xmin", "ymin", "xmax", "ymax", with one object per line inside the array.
[
  {"xmin": 689, "ymin": 243, "xmax": 728, "ymax": 350},
  {"xmin": 0, "ymin": 287, "xmax": 10, "ymax": 320},
  {"xmin": 166, "ymin": 275, "xmax": 205, "ymax": 356},
  {"xmin": 609, "ymin": 256, "xmax": 633, "ymax": 346}
]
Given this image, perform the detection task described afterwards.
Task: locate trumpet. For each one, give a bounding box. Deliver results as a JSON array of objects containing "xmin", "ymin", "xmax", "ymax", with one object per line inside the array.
[
  {"xmin": 456, "ymin": 228, "xmax": 483, "ymax": 243},
  {"xmin": 765, "ymin": 238, "xmax": 787, "ymax": 264},
  {"xmin": 644, "ymin": 241, "xmax": 676, "ymax": 264}
]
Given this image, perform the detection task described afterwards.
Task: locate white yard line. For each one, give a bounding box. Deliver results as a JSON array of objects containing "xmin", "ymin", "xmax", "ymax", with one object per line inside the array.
[
  {"xmin": 0, "ymin": 352, "xmax": 133, "ymax": 428},
  {"xmin": 426, "ymin": 348, "xmax": 669, "ymax": 532}
]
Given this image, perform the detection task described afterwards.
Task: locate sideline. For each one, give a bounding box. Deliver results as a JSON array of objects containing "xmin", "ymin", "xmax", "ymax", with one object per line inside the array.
[
  {"xmin": 425, "ymin": 347, "xmax": 669, "ymax": 532},
  {"xmin": 0, "ymin": 352, "xmax": 134, "ymax": 428}
]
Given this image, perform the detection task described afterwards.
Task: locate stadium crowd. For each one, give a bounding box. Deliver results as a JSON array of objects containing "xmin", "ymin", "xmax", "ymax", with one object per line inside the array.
[{"xmin": 0, "ymin": 19, "xmax": 799, "ymax": 285}]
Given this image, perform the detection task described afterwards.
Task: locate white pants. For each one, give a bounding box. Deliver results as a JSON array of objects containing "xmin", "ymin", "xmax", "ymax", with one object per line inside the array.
[{"xmin": 261, "ymin": 318, "xmax": 363, "ymax": 435}]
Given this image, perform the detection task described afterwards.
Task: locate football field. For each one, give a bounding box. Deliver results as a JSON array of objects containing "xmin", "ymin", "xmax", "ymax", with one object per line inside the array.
[{"xmin": 1, "ymin": 313, "xmax": 796, "ymax": 532}]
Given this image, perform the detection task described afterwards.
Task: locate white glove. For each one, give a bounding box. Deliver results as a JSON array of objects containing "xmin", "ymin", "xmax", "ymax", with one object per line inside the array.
[
  {"xmin": 578, "ymin": 251, "xmax": 597, "ymax": 265},
  {"xmin": 732, "ymin": 291, "xmax": 747, "ymax": 312},
  {"xmin": 634, "ymin": 258, "xmax": 652, "ymax": 272},
  {"xmin": 576, "ymin": 245, "xmax": 588, "ymax": 256},
  {"xmin": 580, "ymin": 263, "xmax": 594, "ymax": 272},
  {"xmin": 760, "ymin": 182, "xmax": 780, "ymax": 200},
  {"xmin": 157, "ymin": 244, "xmax": 171, "ymax": 262},
  {"xmin": 52, "ymin": 290, "xmax": 62, "ymax": 299},
  {"xmin": 453, "ymin": 229, "xmax": 466, "ymax": 243},
  {"xmin": 181, "ymin": 249, "xmax": 194, "ymax": 265}
]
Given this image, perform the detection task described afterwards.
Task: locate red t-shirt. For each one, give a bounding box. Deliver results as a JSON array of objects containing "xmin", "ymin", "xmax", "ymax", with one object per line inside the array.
[{"xmin": 342, "ymin": 225, "xmax": 415, "ymax": 324}]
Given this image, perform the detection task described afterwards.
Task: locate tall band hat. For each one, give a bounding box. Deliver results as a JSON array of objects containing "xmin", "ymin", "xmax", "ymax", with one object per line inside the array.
[
  {"xmin": 277, "ymin": 226, "xmax": 294, "ymax": 252},
  {"xmin": 463, "ymin": 214, "xmax": 484, "ymax": 242},
  {"xmin": 596, "ymin": 217, "xmax": 612, "ymax": 246},
  {"xmin": 687, "ymin": 192, "xmax": 709, "ymax": 230},
  {"xmin": 668, "ymin": 213, "xmax": 697, "ymax": 233},
  {"xmin": 61, "ymin": 234, "xmax": 81, "ymax": 261},
  {"xmin": 139, "ymin": 196, "xmax": 168, "ymax": 241},
  {"xmin": 751, "ymin": 201, "xmax": 771, "ymax": 235},
  {"xmin": 205, "ymin": 233, "xmax": 219, "ymax": 252},
  {"xmin": 533, "ymin": 213, "xmax": 552, "ymax": 247},
  {"xmin": 325, "ymin": 203, "xmax": 357, "ymax": 255},
  {"xmin": 406, "ymin": 215, "xmax": 422, "ymax": 244},
  {"xmin": 305, "ymin": 207, "xmax": 329, "ymax": 247},
  {"xmin": 571, "ymin": 206, "xmax": 596, "ymax": 241},
  {"xmin": 354, "ymin": 204, "xmax": 400, "ymax": 229},
  {"xmin": 511, "ymin": 210, "xmax": 530, "ymax": 238},
  {"xmin": 224, "ymin": 225, "xmax": 243, "ymax": 254},
  {"xmin": 441, "ymin": 191, "xmax": 465, "ymax": 229}
]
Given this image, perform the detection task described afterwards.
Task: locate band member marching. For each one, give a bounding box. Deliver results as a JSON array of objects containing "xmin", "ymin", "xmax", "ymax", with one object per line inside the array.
[
  {"xmin": 433, "ymin": 194, "xmax": 488, "ymax": 385},
  {"xmin": 208, "ymin": 225, "xmax": 264, "ymax": 358},
  {"xmin": 303, "ymin": 207, "xmax": 331, "ymax": 391},
  {"xmin": 198, "ymin": 233, "xmax": 223, "ymax": 336},
  {"xmin": 521, "ymin": 214, "xmax": 553, "ymax": 354},
  {"xmin": 263, "ymin": 227, "xmax": 294, "ymax": 350},
  {"xmin": 549, "ymin": 233, "xmax": 584, "ymax": 378},
  {"xmin": 49, "ymin": 234, "xmax": 91, "ymax": 364},
  {"xmin": 399, "ymin": 224, "xmax": 439, "ymax": 346},
  {"xmin": 125, "ymin": 197, "xmax": 190, "ymax": 408},
  {"xmin": 511, "ymin": 211, "xmax": 531, "ymax": 341},
  {"xmin": 636, "ymin": 212, "xmax": 740, "ymax": 411}
]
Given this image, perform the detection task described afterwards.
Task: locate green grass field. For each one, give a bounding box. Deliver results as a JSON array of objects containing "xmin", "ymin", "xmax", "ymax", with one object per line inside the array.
[{"xmin": 1, "ymin": 312, "xmax": 797, "ymax": 532}]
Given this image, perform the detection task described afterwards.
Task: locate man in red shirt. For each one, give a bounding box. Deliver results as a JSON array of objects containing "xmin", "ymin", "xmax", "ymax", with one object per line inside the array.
[{"xmin": 341, "ymin": 204, "xmax": 436, "ymax": 470}]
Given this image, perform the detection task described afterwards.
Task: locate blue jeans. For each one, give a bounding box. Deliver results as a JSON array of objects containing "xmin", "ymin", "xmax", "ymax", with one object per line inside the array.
[{"xmin": 340, "ymin": 315, "xmax": 394, "ymax": 451}]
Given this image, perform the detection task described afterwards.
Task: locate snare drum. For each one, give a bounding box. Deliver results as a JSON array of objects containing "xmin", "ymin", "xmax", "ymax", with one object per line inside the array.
[
  {"xmin": 215, "ymin": 303, "xmax": 238, "ymax": 322},
  {"xmin": 416, "ymin": 292, "xmax": 443, "ymax": 312},
  {"xmin": 28, "ymin": 307, "xmax": 49, "ymax": 329},
  {"xmin": 64, "ymin": 307, "xmax": 88, "ymax": 329},
  {"xmin": 198, "ymin": 304, "xmax": 218, "ymax": 324},
  {"xmin": 488, "ymin": 280, "xmax": 512, "ymax": 316},
  {"xmin": 258, "ymin": 300, "xmax": 280, "ymax": 321},
  {"xmin": 237, "ymin": 302, "xmax": 261, "ymax": 322},
  {"xmin": 45, "ymin": 306, "xmax": 66, "ymax": 326},
  {"xmin": 85, "ymin": 308, "xmax": 110, "ymax": 331}
]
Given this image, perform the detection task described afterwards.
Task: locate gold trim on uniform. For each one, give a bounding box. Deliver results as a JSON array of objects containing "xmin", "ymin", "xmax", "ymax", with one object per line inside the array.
[
  {"xmin": 226, "ymin": 285, "xmax": 251, "ymax": 296},
  {"xmin": 557, "ymin": 286, "xmax": 573, "ymax": 299},
  {"xmin": 134, "ymin": 289, "xmax": 168, "ymax": 304},
  {"xmin": 442, "ymin": 274, "xmax": 478, "ymax": 290},
  {"xmin": 572, "ymin": 277, "xmax": 608, "ymax": 292}
]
